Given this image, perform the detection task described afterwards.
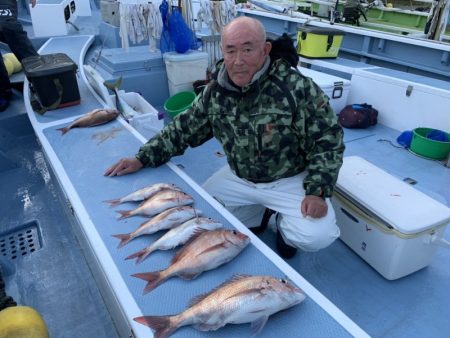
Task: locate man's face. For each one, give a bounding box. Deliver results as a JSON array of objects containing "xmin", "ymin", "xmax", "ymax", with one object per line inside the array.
[{"xmin": 221, "ymin": 24, "xmax": 271, "ymax": 88}]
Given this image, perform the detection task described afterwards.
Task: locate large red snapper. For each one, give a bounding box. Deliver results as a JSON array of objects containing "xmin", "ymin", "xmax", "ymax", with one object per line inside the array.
[
  {"xmin": 132, "ymin": 229, "xmax": 250, "ymax": 293},
  {"xmin": 134, "ymin": 275, "xmax": 306, "ymax": 338}
]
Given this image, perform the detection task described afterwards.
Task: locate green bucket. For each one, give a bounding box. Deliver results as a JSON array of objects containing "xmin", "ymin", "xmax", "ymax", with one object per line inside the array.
[
  {"xmin": 410, "ymin": 127, "xmax": 450, "ymax": 160},
  {"xmin": 164, "ymin": 91, "xmax": 196, "ymax": 118}
]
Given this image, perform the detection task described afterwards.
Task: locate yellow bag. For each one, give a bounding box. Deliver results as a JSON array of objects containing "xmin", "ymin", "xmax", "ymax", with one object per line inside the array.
[
  {"xmin": 2, "ymin": 53, "xmax": 22, "ymax": 76},
  {"xmin": 0, "ymin": 306, "xmax": 49, "ymax": 338}
]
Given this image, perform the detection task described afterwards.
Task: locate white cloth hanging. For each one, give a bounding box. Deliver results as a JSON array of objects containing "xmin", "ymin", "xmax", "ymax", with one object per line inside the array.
[
  {"xmin": 146, "ymin": 3, "xmax": 163, "ymax": 52},
  {"xmin": 119, "ymin": 3, "xmax": 130, "ymax": 50},
  {"xmin": 118, "ymin": 1, "xmax": 164, "ymax": 51},
  {"xmin": 197, "ymin": 0, "xmax": 236, "ymax": 35}
]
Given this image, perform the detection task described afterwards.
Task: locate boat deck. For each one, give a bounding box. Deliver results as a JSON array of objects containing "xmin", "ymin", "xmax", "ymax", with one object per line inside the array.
[
  {"xmin": 1, "ymin": 7, "xmax": 449, "ymax": 338},
  {"xmin": 0, "ymin": 103, "xmax": 118, "ymax": 338},
  {"xmin": 17, "ymin": 34, "xmax": 367, "ymax": 338}
]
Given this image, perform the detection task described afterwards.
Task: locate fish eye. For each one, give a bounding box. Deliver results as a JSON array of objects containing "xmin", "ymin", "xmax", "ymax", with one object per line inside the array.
[
  {"xmin": 232, "ymin": 230, "xmax": 237, "ymax": 235},
  {"xmin": 280, "ymin": 279, "xmax": 287, "ymax": 284}
]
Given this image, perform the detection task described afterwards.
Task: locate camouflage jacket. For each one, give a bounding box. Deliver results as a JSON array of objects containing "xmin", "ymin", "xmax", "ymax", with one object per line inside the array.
[{"xmin": 136, "ymin": 59, "xmax": 344, "ymax": 197}]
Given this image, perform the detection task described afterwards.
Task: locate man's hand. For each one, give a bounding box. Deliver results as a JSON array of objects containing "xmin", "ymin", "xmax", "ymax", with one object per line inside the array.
[
  {"xmin": 31, "ymin": 0, "xmax": 37, "ymax": 8},
  {"xmin": 104, "ymin": 157, "xmax": 143, "ymax": 177},
  {"xmin": 301, "ymin": 195, "xmax": 328, "ymax": 218}
]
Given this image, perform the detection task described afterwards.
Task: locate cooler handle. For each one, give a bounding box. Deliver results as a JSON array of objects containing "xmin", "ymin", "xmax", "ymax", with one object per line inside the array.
[
  {"xmin": 429, "ymin": 235, "xmax": 450, "ymax": 249},
  {"xmin": 332, "ymin": 83, "xmax": 343, "ymax": 99},
  {"xmin": 340, "ymin": 207, "xmax": 359, "ymax": 223},
  {"xmin": 326, "ymin": 35, "xmax": 334, "ymax": 52}
]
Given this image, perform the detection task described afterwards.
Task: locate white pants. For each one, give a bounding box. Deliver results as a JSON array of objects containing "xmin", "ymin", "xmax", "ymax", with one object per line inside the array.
[{"xmin": 203, "ymin": 165, "xmax": 340, "ymax": 252}]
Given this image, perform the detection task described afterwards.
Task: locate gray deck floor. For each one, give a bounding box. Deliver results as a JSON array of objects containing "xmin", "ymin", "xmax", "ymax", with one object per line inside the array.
[{"xmin": 0, "ymin": 97, "xmax": 118, "ymax": 338}]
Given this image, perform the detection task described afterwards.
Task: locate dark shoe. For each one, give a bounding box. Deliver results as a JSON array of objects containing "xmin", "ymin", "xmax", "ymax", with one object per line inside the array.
[
  {"xmin": 276, "ymin": 230, "xmax": 298, "ymax": 259},
  {"xmin": 250, "ymin": 208, "xmax": 276, "ymax": 235},
  {"xmin": 0, "ymin": 98, "xmax": 10, "ymax": 112}
]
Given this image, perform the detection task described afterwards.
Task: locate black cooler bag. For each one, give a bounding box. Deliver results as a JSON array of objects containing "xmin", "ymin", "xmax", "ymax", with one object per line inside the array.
[{"xmin": 22, "ymin": 53, "xmax": 80, "ymax": 114}]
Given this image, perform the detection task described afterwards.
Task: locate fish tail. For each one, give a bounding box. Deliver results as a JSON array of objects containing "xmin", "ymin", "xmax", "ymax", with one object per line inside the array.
[
  {"xmin": 116, "ymin": 210, "xmax": 133, "ymax": 220},
  {"xmin": 132, "ymin": 271, "xmax": 166, "ymax": 294},
  {"xmin": 103, "ymin": 198, "xmax": 121, "ymax": 207},
  {"xmin": 111, "ymin": 233, "xmax": 133, "ymax": 248},
  {"xmin": 126, "ymin": 247, "xmax": 153, "ymax": 264},
  {"xmin": 103, "ymin": 76, "xmax": 123, "ymax": 91},
  {"xmin": 56, "ymin": 127, "xmax": 70, "ymax": 135},
  {"xmin": 133, "ymin": 315, "xmax": 178, "ymax": 338}
]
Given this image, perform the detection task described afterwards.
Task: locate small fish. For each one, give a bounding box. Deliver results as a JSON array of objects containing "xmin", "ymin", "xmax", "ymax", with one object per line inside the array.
[
  {"xmin": 134, "ymin": 274, "xmax": 306, "ymax": 338},
  {"xmin": 126, "ymin": 217, "xmax": 222, "ymax": 263},
  {"xmin": 104, "ymin": 183, "xmax": 182, "ymax": 207},
  {"xmin": 57, "ymin": 108, "xmax": 119, "ymax": 135},
  {"xmin": 132, "ymin": 229, "xmax": 250, "ymax": 294},
  {"xmin": 112, "ymin": 206, "xmax": 201, "ymax": 248},
  {"xmin": 116, "ymin": 190, "xmax": 194, "ymax": 220}
]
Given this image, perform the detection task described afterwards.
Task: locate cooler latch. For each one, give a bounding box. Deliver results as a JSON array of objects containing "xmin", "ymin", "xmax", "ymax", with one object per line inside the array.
[
  {"xmin": 326, "ymin": 35, "xmax": 334, "ymax": 51},
  {"xmin": 332, "ymin": 81, "xmax": 344, "ymax": 99}
]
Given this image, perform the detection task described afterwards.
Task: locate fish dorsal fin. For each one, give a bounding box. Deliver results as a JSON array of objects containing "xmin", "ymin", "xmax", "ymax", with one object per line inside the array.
[
  {"xmin": 170, "ymin": 230, "xmax": 208, "ymax": 264},
  {"xmin": 187, "ymin": 274, "xmax": 252, "ymax": 308}
]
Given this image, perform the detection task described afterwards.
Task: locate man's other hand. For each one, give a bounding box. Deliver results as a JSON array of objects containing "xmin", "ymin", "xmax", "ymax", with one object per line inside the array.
[{"xmin": 301, "ymin": 195, "xmax": 328, "ymax": 218}]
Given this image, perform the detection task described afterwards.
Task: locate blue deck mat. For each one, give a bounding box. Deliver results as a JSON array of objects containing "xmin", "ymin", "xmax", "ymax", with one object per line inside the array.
[{"xmin": 42, "ymin": 120, "xmax": 354, "ymax": 338}]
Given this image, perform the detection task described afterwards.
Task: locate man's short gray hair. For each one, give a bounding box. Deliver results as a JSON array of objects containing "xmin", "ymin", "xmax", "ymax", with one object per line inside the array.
[{"xmin": 221, "ymin": 17, "xmax": 266, "ymax": 43}]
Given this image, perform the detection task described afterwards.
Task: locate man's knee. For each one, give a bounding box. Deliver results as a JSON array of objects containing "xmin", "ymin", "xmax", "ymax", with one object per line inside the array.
[
  {"xmin": 296, "ymin": 231, "xmax": 340, "ymax": 251},
  {"xmin": 280, "ymin": 219, "xmax": 340, "ymax": 252}
]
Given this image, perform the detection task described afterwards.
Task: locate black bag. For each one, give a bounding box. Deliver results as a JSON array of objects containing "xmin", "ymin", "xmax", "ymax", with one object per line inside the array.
[
  {"xmin": 22, "ymin": 53, "xmax": 80, "ymax": 114},
  {"xmin": 338, "ymin": 103, "xmax": 378, "ymax": 128},
  {"xmin": 267, "ymin": 33, "xmax": 299, "ymax": 68}
]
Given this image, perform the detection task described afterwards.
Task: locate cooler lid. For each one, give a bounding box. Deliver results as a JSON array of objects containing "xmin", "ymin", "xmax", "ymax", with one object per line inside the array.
[
  {"xmin": 163, "ymin": 50, "xmax": 209, "ymax": 62},
  {"xmin": 336, "ymin": 156, "xmax": 450, "ymax": 234},
  {"xmin": 97, "ymin": 46, "xmax": 165, "ymax": 74},
  {"xmin": 22, "ymin": 53, "xmax": 78, "ymax": 78},
  {"xmin": 298, "ymin": 67, "xmax": 350, "ymax": 90},
  {"xmin": 298, "ymin": 26, "xmax": 345, "ymax": 36}
]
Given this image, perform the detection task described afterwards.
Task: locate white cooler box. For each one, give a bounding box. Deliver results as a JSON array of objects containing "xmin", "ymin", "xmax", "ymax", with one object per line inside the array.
[
  {"xmin": 163, "ymin": 51, "xmax": 209, "ymax": 96},
  {"xmin": 332, "ymin": 156, "xmax": 450, "ymax": 280},
  {"xmin": 298, "ymin": 67, "xmax": 350, "ymax": 114}
]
